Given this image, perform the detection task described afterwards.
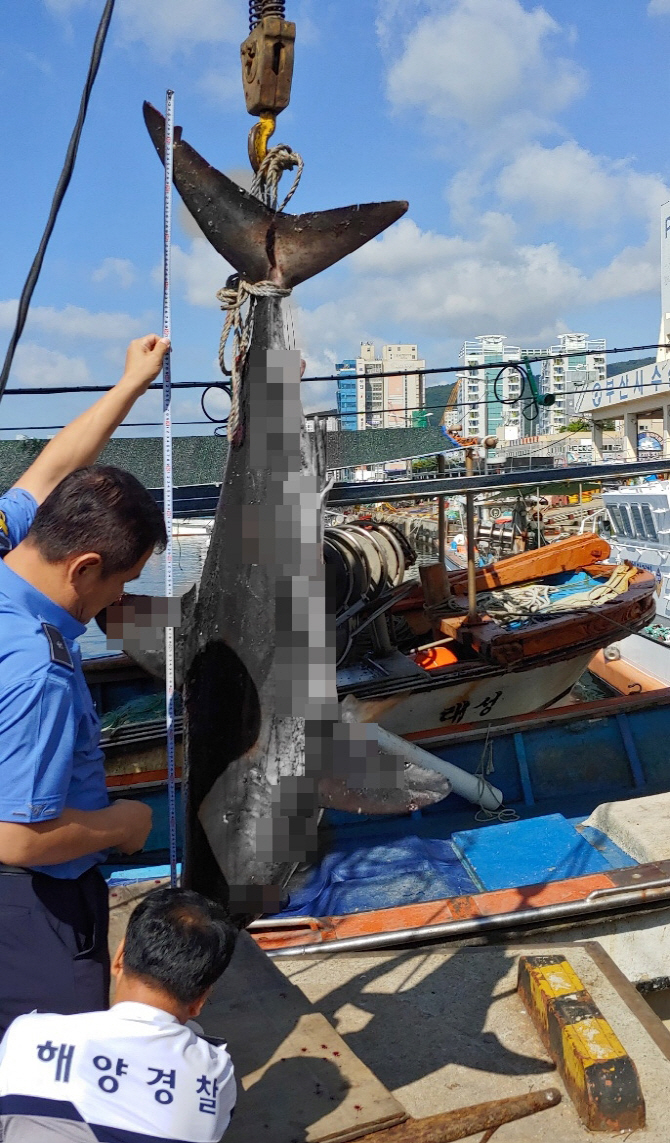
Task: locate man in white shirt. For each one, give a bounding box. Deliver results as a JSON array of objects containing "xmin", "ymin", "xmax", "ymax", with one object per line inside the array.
[{"xmin": 0, "ymin": 887, "xmax": 238, "ymax": 1142}]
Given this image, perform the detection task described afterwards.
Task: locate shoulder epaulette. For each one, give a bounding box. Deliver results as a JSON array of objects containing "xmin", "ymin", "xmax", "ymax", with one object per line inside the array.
[{"xmin": 42, "ymin": 622, "xmax": 74, "ymax": 669}]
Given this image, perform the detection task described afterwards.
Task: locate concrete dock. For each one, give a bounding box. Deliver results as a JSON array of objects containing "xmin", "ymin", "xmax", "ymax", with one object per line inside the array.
[
  {"xmin": 272, "ymin": 941, "xmax": 670, "ymax": 1140},
  {"xmin": 109, "ymin": 884, "xmax": 670, "ymax": 1139}
]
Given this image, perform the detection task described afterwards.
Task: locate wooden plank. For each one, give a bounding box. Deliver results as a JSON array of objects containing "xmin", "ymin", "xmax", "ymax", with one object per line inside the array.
[{"xmin": 201, "ymin": 933, "xmax": 407, "ymax": 1143}]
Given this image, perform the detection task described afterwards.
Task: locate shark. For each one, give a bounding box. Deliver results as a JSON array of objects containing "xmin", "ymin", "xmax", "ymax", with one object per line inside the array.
[{"xmin": 111, "ymin": 104, "xmax": 452, "ymax": 918}]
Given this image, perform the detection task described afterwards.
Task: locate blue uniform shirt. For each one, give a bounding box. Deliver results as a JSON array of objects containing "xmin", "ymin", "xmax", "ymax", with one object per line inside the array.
[{"xmin": 0, "ymin": 488, "xmax": 109, "ymax": 879}]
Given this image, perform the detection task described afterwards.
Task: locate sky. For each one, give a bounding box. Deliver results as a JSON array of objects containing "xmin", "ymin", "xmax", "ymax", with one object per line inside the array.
[{"xmin": 1, "ymin": 0, "xmax": 670, "ymax": 437}]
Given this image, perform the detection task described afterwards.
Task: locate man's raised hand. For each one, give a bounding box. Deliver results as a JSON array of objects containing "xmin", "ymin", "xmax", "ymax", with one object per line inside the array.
[{"xmin": 121, "ymin": 334, "xmax": 170, "ymax": 393}]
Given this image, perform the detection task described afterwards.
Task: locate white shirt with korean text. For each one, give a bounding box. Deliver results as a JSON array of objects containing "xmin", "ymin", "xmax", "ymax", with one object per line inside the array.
[{"xmin": 0, "ymin": 1001, "xmax": 236, "ymax": 1142}]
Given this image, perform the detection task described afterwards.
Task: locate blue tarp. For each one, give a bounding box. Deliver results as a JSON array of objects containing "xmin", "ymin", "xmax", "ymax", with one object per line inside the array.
[{"xmin": 277, "ymin": 835, "xmax": 477, "ymax": 918}]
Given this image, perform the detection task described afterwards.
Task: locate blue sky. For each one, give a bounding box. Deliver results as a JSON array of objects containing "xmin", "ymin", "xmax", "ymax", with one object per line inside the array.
[{"xmin": 1, "ymin": 0, "xmax": 669, "ymax": 435}]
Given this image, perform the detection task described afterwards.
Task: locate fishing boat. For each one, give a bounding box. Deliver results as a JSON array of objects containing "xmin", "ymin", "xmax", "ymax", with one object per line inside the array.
[
  {"xmin": 334, "ymin": 529, "xmax": 655, "ymax": 736},
  {"xmin": 93, "ymin": 526, "xmax": 656, "ymax": 748},
  {"xmin": 589, "ymin": 479, "xmax": 670, "ymax": 695},
  {"xmin": 247, "ymin": 684, "xmax": 670, "ymax": 987},
  {"xmin": 100, "ymin": 679, "xmax": 670, "ymax": 987}
]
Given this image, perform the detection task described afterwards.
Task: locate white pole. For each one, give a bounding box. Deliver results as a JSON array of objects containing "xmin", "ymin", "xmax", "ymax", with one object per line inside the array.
[{"xmin": 162, "ymin": 89, "xmax": 177, "ymax": 888}]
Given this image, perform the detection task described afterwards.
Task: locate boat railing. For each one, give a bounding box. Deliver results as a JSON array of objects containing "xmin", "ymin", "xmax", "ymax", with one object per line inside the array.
[
  {"xmin": 579, "ymin": 507, "xmax": 606, "ymax": 534},
  {"xmin": 329, "ymin": 457, "xmax": 670, "ymax": 507}
]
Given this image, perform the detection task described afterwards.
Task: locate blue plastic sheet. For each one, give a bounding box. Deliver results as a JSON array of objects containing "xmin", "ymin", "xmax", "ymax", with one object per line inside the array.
[{"xmin": 276, "ymin": 834, "xmax": 477, "ymax": 918}]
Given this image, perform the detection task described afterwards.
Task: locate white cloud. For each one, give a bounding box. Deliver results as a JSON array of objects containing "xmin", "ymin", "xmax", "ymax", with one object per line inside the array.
[
  {"xmin": 293, "ymin": 208, "xmax": 663, "ymax": 369},
  {"xmin": 92, "ymin": 257, "xmax": 136, "ymax": 289},
  {"xmin": 385, "ymin": 0, "xmax": 586, "ymax": 131},
  {"xmin": 585, "ymin": 240, "xmax": 661, "ymax": 303},
  {"xmin": 115, "ymin": 0, "xmax": 244, "ymax": 56},
  {"xmin": 497, "ymin": 141, "xmax": 668, "ymax": 229},
  {"xmin": 648, "ymin": 0, "xmax": 670, "ymax": 14},
  {"xmin": 43, "ymin": 0, "xmax": 88, "ymax": 13},
  {"xmin": 345, "ymin": 215, "xmax": 584, "ymax": 342},
  {"xmin": 197, "ymin": 70, "xmax": 241, "ymax": 108},
  {"xmin": 11, "ymin": 343, "xmax": 91, "ymax": 388},
  {"xmin": 0, "ymin": 301, "xmax": 145, "ymax": 342},
  {"xmin": 169, "ymin": 238, "xmax": 234, "ymax": 308}
]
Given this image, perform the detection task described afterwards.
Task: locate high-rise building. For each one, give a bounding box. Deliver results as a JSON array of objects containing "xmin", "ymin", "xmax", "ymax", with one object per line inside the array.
[
  {"xmin": 453, "ymin": 333, "xmax": 606, "ymax": 440},
  {"xmin": 659, "ymin": 200, "xmax": 670, "ymax": 362},
  {"xmin": 336, "ymin": 342, "xmax": 425, "ymax": 429},
  {"xmin": 538, "ymin": 334, "xmax": 606, "ymax": 434},
  {"xmin": 335, "ymin": 359, "xmax": 360, "ymax": 430},
  {"xmin": 455, "ymin": 336, "xmax": 524, "ymax": 440}
]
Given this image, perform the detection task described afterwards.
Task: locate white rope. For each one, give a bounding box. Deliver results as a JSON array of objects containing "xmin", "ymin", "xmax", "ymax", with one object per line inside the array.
[
  {"xmin": 217, "ymin": 143, "xmax": 304, "ymax": 445},
  {"xmin": 251, "ymin": 143, "xmax": 304, "ymax": 212},
  {"xmin": 430, "ymin": 563, "xmax": 638, "ymax": 628},
  {"xmin": 473, "ymin": 731, "xmax": 519, "ymax": 824},
  {"xmin": 216, "ymin": 278, "xmax": 290, "ymax": 446}
]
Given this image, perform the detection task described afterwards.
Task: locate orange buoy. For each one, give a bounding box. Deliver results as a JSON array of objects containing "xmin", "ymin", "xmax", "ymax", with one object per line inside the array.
[{"xmin": 411, "ymin": 644, "xmax": 458, "ymax": 670}]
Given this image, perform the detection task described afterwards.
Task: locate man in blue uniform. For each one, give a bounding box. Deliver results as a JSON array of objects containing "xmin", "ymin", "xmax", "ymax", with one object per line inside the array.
[{"xmin": 0, "ymin": 332, "xmax": 170, "ymax": 1033}]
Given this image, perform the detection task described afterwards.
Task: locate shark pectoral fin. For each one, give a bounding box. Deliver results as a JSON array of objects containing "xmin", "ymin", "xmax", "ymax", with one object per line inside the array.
[
  {"xmin": 319, "ymin": 718, "xmax": 452, "ymax": 815},
  {"xmin": 143, "ymin": 102, "xmax": 408, "ymax": 288},
  {"xmin": 317, "ymin": 763, "xmax": 452, "ymax": 815}
]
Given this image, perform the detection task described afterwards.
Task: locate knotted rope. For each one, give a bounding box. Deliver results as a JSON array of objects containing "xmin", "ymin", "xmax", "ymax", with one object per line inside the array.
[{"xmin": 217, "ymin": 144, "xmax": 304, "ymax": 446}]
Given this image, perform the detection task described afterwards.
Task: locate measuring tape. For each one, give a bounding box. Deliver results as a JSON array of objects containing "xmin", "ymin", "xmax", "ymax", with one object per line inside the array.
[{"xmin": 162, "ymin": 89, "xmax": 178, "ymax": 889}]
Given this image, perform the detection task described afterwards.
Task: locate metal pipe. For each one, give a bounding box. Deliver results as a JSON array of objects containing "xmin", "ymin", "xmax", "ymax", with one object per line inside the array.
[
  {"xmin": 587, "ymin": 877, "xmax": 670, "ymax": 901},
  {"xmin": 328, "ymin": 457, "xmax": 669, "ymax": 506},
  {"xmin": 536, "ymin": 484, "xmax": 541, "ymax": 549},
  {"xmin": 437, "ymin": 453, "xmax": 446, "ymax": 564},
  {"xmin": 355, "ymin": 1089, "xmax": 561, "ymax": 1143},
  {"xmin": 265, "ymin": 882, "xmax": 670, "ymax": 957},
  {"xmin": 464, "ymin": 448, "xmax": 478, "ymax": 623}
]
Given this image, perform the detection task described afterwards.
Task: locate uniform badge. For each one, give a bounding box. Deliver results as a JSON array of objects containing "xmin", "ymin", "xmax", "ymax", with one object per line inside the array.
[
  {"xmin": 42, "ymin": 622, "xmax": 74, "ymax": 669},
  {"xmin": 0, "ymin": 511, "xmax": 9, "ymax": 552}
]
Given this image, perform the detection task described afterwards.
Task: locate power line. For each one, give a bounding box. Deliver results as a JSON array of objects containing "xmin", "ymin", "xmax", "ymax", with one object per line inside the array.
[
  {"xmin": 303, "ymin": 342, "xmax": 663, "ymax": 384},
  {"xmin": 0, "ymin": 0, "xmax": 116, "ymax": 402},
  {"xmin": 0, "ymin": 342, "xmax": 663, "ymax": 401},
  {"xmin": 0, "ymin": 420, "xmax": 214, "ymax": 433}
]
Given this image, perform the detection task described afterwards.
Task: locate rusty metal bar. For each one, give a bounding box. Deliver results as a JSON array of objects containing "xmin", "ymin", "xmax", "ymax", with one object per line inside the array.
[
  {"xmin": 464, "ymin": 448, "xmax": 478, "ymax": 624},
  {"xmin": 437, "ymin": 453, "xmax": 446, "ymax": 565},
  {"xmin": 328, "ymin": 457, "xmax": 669, "ymax": 505},
  {"xmin": 353, "ymin": 1088, "xmax": 561, "ymax": 1142}
]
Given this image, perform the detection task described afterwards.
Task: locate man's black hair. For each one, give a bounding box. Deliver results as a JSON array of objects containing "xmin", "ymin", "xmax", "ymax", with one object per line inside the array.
[
  {"xmin": 29, "ymin": 465, "xmax": 167, "ymax": 575},
  {"xmin": 123, "ymin": 888, "xmax": 237, "ymax": 1006}
]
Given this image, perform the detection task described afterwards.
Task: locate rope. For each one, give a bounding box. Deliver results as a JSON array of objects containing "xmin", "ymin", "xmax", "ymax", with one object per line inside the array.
[
  {"xmin": 429, "ymin": 563, "xmax": 639, "ymax": 628},
  {"xmin": 473, "ymin": 731, "xmax": 519, "ymax": 824},
  {"xmin": 216, "ymin": 144, "xmax": 303, "ymax": 445}
]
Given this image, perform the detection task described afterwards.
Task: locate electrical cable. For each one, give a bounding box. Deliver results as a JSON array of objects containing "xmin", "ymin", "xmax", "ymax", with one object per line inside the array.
[
  {"xmin": 200, "ymin": 382, "xmax": 231, "ymax": 434},
  {"xmin": 304, "ymin": 342, "xmax": 665, "ymax": 383},
  {"xmin": 0, "ymin": 420, "xmax": 222, "ymax": 431},
  {"xmin": 0, "ymin": 336, "xmax": 663, "ymax": 400},
  {"xmin": 0, "ymin": 0, "xmax": 116, "ymax": 404}
]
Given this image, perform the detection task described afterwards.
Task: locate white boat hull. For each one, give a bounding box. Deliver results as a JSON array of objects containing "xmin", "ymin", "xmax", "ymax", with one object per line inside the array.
[
  {"xmin": 601, "ymin": 631, "xmax": 670, "ymax": 688},
  {"xmin": 344, "ymin": 651, "xmax": 593, "ymax": 737}
]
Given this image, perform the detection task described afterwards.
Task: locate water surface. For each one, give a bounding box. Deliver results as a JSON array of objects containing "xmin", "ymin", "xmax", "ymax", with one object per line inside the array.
[{"xmin": 81, "ymin": 534, "xmax": 210, "ymax": 659}]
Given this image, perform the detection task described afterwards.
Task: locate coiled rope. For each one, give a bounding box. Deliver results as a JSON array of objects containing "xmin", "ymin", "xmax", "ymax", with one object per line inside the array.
[
  {"xmin": 427, "ymin": 563, "xmax": 639, "ymax": 629},
  {"xmin": 216, "ymin": 144, "xmax": 303, "ymax": 446}
]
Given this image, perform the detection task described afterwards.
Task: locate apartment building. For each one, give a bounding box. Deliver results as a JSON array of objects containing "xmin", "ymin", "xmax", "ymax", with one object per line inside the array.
[
  {"xmin": 336, "ymin": 342, "xmax": 425, "ymax": 429},
  {"xmin": 452, "ymin": 333, "xmax": 606, "ymax": 440}
]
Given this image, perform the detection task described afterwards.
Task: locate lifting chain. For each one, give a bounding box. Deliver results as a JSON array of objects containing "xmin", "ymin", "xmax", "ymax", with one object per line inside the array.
[
  {"xmin": 242, "ymin": 0, "xmax": 295, "ymax": 171},
  {"xmin": 249, "ymin": 0, "xmax": 285, "ymax": 30}
]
